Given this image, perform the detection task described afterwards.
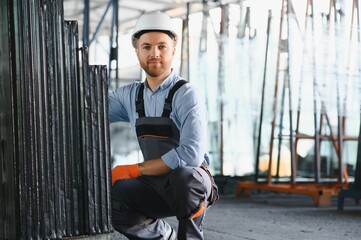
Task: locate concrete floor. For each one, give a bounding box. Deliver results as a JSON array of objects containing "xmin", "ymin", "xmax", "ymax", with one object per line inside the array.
[{"xmin": 113, "ymin": 192, "xmax": 361, "ymax": 240}]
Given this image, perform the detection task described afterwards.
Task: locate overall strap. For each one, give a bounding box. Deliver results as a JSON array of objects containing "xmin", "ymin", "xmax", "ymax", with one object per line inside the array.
[
  {"xmin": 162, "ymin": 80, "xmax": 187, "ymax": 118},
  {"xmin": 136, "ymin": 83, "xmax": 145, "ymax": 117}
]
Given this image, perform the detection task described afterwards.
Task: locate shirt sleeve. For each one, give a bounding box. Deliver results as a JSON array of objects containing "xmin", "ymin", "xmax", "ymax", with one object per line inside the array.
[
  {"xmin": 108, "ymin": 87, "xmax": 131, "ymax": 123},
  {"xmin": 161, "ymin": 84, "xmax": 208, "ymax": 169}
]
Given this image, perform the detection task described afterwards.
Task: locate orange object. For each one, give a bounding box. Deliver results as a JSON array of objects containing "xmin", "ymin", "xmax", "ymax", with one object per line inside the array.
[
  {"xmin": 191, "ymin": 201, "xmax": 205, "ymax": 219},
  {"xmin": 112, "ymin": 164, "xmax": 141, "ymax": 185}
]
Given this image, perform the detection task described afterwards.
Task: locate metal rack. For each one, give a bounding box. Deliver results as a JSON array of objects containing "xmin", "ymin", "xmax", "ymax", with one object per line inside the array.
[
  {"xmin": 337, "ymin": 115, "xmax": 361, "ymax": 210},
  {"xmin": 236, "ymin": 0, "xmax": 360, "ymax": 207}
]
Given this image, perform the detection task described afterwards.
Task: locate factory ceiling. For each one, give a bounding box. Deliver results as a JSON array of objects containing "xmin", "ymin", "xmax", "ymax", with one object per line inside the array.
[{"xmin": 63, "ymin": 0, "xmax": 239, "ymax": 43}]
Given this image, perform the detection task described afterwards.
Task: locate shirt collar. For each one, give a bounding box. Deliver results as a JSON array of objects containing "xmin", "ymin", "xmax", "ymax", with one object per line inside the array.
[{"xmin": 145, "ymin": 69, "xmax": 176, "ymax": 93}]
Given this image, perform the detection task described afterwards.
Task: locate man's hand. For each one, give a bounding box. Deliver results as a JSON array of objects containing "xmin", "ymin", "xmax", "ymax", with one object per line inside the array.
[
  {"xmin": 111, "ymin": 159, "xmax": 172, "ymax": 186},
  {"xmin": 111, "ymin": 164, "xmax": 142, "ymax": 185}
]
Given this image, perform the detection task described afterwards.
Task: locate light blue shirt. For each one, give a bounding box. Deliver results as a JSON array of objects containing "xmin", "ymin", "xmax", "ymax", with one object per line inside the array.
[{"xmin": 108, "ymin": 71, "xmax": 208, "ymax": 169}]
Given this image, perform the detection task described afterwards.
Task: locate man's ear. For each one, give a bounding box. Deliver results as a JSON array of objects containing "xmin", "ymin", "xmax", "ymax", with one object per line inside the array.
[{"xmin": 135, "ymin": 48, "xmax": 139, "ymax": 57}]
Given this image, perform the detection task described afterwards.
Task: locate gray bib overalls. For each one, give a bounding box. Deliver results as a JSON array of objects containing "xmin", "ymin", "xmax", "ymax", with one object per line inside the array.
[{"xmin": 112, "ymin": 80, "xmax": 218, "ymax": 240}]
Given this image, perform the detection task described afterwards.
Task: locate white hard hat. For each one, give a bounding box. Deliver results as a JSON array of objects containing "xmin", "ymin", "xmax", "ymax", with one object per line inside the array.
[{"xmin": 131, "ymin": 11, "xmax": 178, "ymax": 48}]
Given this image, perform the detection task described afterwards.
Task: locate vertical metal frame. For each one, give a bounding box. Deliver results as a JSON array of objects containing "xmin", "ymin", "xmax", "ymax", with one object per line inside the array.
[
  {"xmin": 1, "ymin": 0, "xmax": 112, "ymax": 238},
  {"xmin": 255, "ymin": 10, "xmax": 272, "ymax": 182},
  {"xmin": 109, "ymin": 0, "xmax": 119, "ymax": 87},
  {"xmin": 83, "ymin": 0, "xmax": 90, "ymax": 46}
]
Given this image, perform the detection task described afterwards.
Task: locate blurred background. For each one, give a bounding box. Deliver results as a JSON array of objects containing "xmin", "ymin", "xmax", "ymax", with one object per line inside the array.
[{"xmin": 64, "ymin": 0, "xmax": 360, "ymax": 181}]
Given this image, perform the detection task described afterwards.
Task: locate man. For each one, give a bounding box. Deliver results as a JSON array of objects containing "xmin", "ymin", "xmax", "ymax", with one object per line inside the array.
[{"xmin": 108, "ymin": 11, "xmax": 218, "ymax": 240}]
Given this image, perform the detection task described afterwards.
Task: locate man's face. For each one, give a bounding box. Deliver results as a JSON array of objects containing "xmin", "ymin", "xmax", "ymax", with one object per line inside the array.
[{"xmin": 135, "ymin": 32, "xmax": 175, "ymax": 79}]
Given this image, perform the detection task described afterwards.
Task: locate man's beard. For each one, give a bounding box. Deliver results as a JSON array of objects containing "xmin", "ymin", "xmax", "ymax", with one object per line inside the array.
[{"xmin": 143, "ymin": 65, "xmax": 166, "ymax": 78}]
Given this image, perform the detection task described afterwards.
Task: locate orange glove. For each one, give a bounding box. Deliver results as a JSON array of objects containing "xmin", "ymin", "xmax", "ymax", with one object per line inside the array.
[{"xmin": 111, "ymin": 164, "xmax": 142, "ymax": 185}]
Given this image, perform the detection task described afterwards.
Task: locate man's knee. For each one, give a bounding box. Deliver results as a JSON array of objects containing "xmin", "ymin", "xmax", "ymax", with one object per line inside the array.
[
  {"xmin": 111, "ymin": 180, "xmax": 142, "ymax": 226},
  {"xmin": 164, "ymin": 167, "xmax": 208, "ymax": 218}
]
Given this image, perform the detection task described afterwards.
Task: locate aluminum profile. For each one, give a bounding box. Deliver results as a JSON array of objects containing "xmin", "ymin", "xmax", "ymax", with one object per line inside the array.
[{"xmin": 0, "ymin": 0, "xmax": 112, "ymax": 239}]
